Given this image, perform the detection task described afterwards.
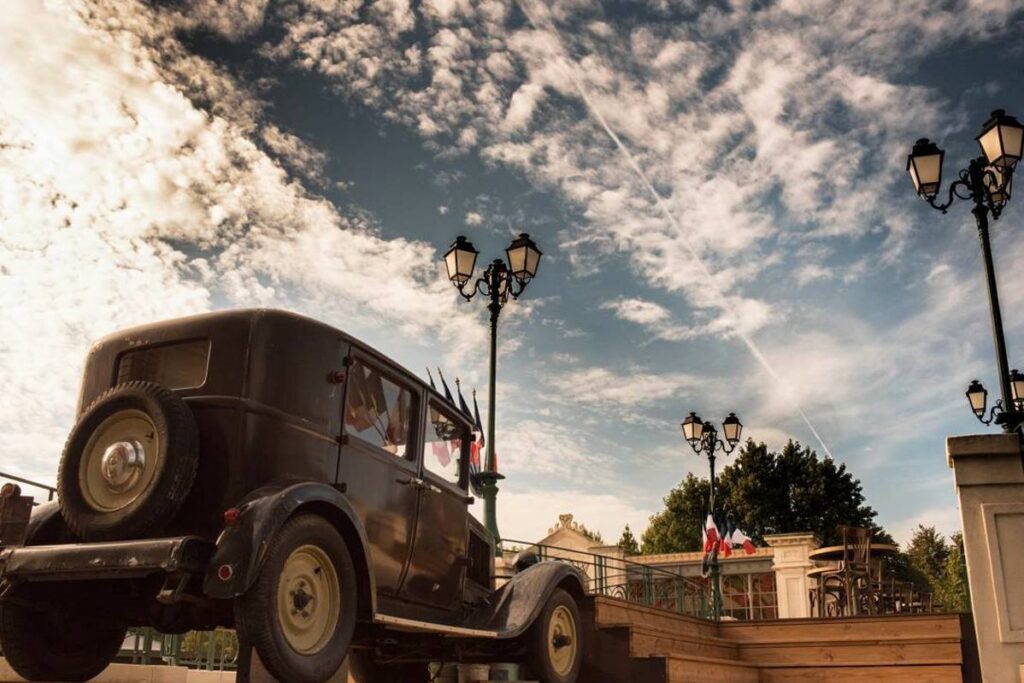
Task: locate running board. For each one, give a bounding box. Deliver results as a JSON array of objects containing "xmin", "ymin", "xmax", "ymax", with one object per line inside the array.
[{"xmin": 373, "ymin": 613, "xmax": 500, "ymax": 639}]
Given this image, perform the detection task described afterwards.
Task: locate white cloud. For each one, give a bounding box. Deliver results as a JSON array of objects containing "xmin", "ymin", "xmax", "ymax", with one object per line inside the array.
[
  {"xmin": 492, "ymin": 489, "xmax": 655, "ymax": 545},
  {"xmin": 465, "ymin": 210, "xmax": 483, "ymax": 225},
  {"xmin": 0, "ymin": 0, "xmax": 486, "ymax": 482}
]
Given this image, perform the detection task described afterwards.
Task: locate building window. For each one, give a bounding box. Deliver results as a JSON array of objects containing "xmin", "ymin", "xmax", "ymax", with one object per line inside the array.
[{"xmin": 750, "ymin": 572, "xmax": 778, "ymax": 620}]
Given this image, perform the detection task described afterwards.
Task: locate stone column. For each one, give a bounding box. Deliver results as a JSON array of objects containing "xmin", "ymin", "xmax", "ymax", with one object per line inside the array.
[
  {"xmin": 765, "ymin": 533, "xmax": 820, "ymax": 619},
  {"xmin": 947, "ymin": 433, "xmax": 1024, "ymax": 682}
]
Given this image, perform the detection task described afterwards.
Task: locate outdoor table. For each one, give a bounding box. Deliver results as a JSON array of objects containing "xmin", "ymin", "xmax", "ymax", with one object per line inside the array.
[
  {"xmin": 807, "ymin": 544, "xmax": 898, "ymax": 616},
  {"xmin": 808, "ymin": 543, "xmax": 898, "ymax": 562}
]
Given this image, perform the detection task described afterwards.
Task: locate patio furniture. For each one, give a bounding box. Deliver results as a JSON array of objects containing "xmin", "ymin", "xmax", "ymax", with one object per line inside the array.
[{"xmin": 811, "ymin": 526, "xmax": 874, "ymax": 616}]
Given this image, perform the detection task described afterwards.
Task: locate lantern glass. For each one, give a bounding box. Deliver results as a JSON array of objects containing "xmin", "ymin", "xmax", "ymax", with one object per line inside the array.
[
  {"xmin": 966, "ymin": 380, "xmax": 988, "ymax": 418},
  {"xmin": 907, "ymin": 139, "xmax": 944, "ymax": 199},
  {"xmin": 1010, "ymin": 369, "xmax": 1024, "ymax": 407},
  {"xmin": 722, "ymin": 413, "xmax": 742, "ymax": 446},
  {"xmin": 977, "ymin": 109, "xmax": 1024, "ymax": 169},
  {"xmin": 681, "ymin": 412, "xmax": 704, "ymax": 445},
  {"xmin": 444, "ymin": 236, "xmax": 478, "ymax": 286},
  {"xmin": 506, "ymin": 233, "xmax": 542, "ymax": 282}
]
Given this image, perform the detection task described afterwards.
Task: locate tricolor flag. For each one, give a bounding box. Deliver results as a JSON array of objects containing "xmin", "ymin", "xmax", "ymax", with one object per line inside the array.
[
  {"xmin": 702, "ymin": 514, "xmax": 719, "ymax": 554},
  {"xmin": 730, "ymin": 528, "xmax": 757, "ymax": 555}
]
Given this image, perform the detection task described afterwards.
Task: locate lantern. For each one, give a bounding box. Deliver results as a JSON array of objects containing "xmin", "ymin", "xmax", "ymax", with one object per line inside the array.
[
  {"xmin": 906, "ymin": 138, "xmax": 944, "ymax": 199},
  {"xmin": 722, "ymin": 413, "xmax": 743, "ymax": 446},
  {"xmin": 966, "ymin": 380, "xmax": 988, "ymax": 419},
  {"xmin": 1010, "ymin": 369, "xmax": 1024, "ymax": 411},
  {"xmin": 506, "ymin": 233, "xmax": 542, "ymax": 283},
  {"xmin": 976, "ymin": 109, "xmax": 1024, "ymax": 170},
  {"xmin": 444, "ymin": 236, "xmax": 479, "ymax": 287},
  {"xmin": 681, "ymin": 412, "xmax": 704, "ymax": 446}
]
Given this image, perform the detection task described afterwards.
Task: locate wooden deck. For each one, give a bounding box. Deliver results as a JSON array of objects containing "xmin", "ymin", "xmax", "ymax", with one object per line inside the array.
[{"xmin": 580, "ymin": 596, "xmax": 976, "ymax": 683}]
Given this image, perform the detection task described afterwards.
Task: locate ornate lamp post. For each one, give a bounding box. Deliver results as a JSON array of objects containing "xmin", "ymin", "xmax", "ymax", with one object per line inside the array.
[
  {"xmin": 443, "ymin": 233, "xmax": 542, "ymax": 551},
  {"xmin": 907, "ymin": 109, "xmax": 1024, "ymax": 434},
  {"xmin": 682, "ymin": 411, "xmax": 742, "ymax": 618}
]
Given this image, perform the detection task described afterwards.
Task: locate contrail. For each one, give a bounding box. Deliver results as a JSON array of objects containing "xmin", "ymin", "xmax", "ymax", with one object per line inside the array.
[{"xmin": 518, "ymin": 1, "xmax": 834, "ymax": 459}]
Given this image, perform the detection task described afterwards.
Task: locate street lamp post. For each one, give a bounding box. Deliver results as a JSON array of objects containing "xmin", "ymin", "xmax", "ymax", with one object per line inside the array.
[
  {"xmin": 682, "ymin": 411, "xmax": 743, "ymax": 619},
  {"xmin": 443, "ymin": 233, "xmax": 542, "ymax": 552},
  {"xmin": 907, "ymin": 109, "xmax": 1024, "ymax": 434}
]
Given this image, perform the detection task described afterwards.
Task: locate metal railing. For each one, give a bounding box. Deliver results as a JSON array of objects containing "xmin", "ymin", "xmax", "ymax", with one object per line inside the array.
[
  {"xmin": 503, "ymin": 539, "xmax": 713, "ymax": 619},
  {"xmin": 122, "ymin": 628, "xmax": 239, "ymax": 671},
  {"xmin": 0, "ymin": 471, "xmax": 56, "ymax": 505}
]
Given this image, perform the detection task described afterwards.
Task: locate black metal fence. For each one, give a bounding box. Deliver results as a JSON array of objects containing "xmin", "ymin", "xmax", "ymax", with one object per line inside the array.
[
  {"xmin": 503, "ymin": 539, "xmax": 713, "ymax": 619},
  {"xmin": 122, "ymin": 628, "xmax": 239, "ymax": 671},
  {"xmin": 0, "ymin": 471, "xmax": 56, "ymax": 505}
]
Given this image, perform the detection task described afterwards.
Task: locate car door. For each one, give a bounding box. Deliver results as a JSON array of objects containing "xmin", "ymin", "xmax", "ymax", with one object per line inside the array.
[
  {"xmin": 398, "ymin": 399, "xmax": 471, "ymax": 610},
  {"xmin": 336, "ymin": 353, "xmax": 421, "ymax": 598}
]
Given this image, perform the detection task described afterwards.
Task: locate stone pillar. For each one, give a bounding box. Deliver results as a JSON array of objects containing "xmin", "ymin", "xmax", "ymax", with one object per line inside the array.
[
  {"xmin": 765, "ymin": 532, "xmax": 820, "ymax": 619},
  {"xmin": 947, "ymin": 433, "xmax": 1024, "ymax": 682}
]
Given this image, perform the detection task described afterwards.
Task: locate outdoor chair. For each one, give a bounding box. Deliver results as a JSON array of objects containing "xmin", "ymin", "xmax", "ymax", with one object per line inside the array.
[
  {"xmin": 818, "ymin": 525, "xmax": 874, "ymax": 616},
  {"xmin": 894, "ymin": 581, "xmax": 915, "ymax": 613}
]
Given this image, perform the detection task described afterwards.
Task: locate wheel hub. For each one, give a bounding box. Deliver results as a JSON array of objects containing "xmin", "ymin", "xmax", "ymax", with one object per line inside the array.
[
  {"xmin": 99, "ymin": 440, "xmax": 146, "ymax": 490},
  {"xmin": 79, "ymin": 409, "xmax": 161, "ymax": 512},
  {"xmin": 277, "ymin": 545, "xmax": 340, "ymax": 655},
  {"xmin": 547, "ymin": 605, "xmax": 578, "ymax": 676}
]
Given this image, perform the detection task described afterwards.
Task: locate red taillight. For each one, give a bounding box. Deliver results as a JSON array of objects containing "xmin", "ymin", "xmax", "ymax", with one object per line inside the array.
[
  {"xmin": 217, "ymin": 564, "xmax": 234, "ymax": 581},
  {"xmin": 223, "ymin": 507, "xmax": 241, "ymax": 526}
]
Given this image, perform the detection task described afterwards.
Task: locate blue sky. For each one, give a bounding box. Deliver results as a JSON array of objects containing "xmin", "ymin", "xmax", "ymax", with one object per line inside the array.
[{"xmin": 2, "ymin": 0, "xmax": 1023, "ymax": 546}]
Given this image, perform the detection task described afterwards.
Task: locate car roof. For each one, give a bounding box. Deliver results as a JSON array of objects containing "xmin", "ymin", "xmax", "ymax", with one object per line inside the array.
[{"xmin": 95, "ymin": 307, "xmax": 477, "ymax": 426}]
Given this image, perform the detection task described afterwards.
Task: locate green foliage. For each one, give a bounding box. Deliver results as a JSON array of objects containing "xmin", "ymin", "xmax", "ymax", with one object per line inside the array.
[
  {"xmin": 641, "ymin": 440, "xmax": 882, "ymax": 553},
  {"xmin": 887, "ymin": 526, "xmax": 971, "ymax": 612},
  {"xmin": 617, "ymin": 524, "xmax": 640, "ymax": 556},
  {"xmin": 933, "ymin": 531, "xmax": 971, "ymax": 612}
]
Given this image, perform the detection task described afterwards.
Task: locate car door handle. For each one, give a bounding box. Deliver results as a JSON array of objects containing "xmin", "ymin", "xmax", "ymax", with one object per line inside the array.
[{"xmin": 396, "ymin": 476, "xmax": 426, "ymax": 490}]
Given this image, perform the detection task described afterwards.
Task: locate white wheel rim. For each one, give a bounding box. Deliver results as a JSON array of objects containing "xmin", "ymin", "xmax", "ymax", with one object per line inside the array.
[
  {"xmin": 79, "ymin": 409, "xmax": 160, "ymax": 512},
  {"xmin": 547, "ymin": 605, "xmax": 577, "ymax": 676},
  {"xmin": 277, "ymin": 544, "xmax": 341, "ymax": 655}
]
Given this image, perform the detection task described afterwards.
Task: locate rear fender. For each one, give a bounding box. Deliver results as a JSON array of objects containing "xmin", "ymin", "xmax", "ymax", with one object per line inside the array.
[
  {"xmin": 202, "ymin": 482, "xmax": 375, "ymax": 618},
  {"xmin": 464, "ymin": 561, "xmax": 588, "ymax": 639}
]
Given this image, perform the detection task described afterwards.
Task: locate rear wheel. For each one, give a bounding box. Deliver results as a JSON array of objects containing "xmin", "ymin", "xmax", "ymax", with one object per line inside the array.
[
  {"xmin": 525, "ymin": 588, "xmax": 582, "ymax": 683},
  {"xmin": 0, "ymin": 589, "xmax": 126, "ymax": 682},
  {"xmin": 236, "ymin": 514, "xmax": 356, "ymax": 683},
  {"xmin": 347, "ymin": 651, "xmax": 431, "ymax": 683}
]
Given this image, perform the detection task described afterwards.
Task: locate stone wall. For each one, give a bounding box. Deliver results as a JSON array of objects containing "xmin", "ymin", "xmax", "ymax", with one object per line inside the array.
[{"xmin": 947, "ymin": 433, "xmax": 1024, "ymax": 682}]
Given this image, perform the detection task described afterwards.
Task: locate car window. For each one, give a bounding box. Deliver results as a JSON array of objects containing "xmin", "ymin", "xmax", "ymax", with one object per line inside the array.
[
  {"xmin": 344, "ymin": 360, "xmax": 413, "ymax": 458},
  {"xmin": 424, "ymin": 403, "xmax": 467, "ymax": 486}
]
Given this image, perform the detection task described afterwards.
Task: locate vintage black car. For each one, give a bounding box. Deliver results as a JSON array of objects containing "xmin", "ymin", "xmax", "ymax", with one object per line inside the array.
[{"xmin": 0, "ymin": 309, "xmax": 586, "ymax": 683}]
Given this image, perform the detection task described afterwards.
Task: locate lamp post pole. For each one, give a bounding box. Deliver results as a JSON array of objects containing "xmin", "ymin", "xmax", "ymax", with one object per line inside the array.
[
  {"xmin": 443, "ymin": 236, "xmax": 543, "ymax": 554},
  {"xmin": 682, "ymin": 412, "xmax": 742, "ymax": 620},
  {"xmin": 906, "ymin": 110, "xmax": 1024, "ymax": 433},
  {"xmin": 970, "ymin": 173, "xmax": 1018, "ymax": 431},
  {"xmin": 479, "ymin": 261, "xmax": 506, "ymax": 546},
  {"xmin": 706, "ymin": 448, "xmax": 721, "ymax": 619}
]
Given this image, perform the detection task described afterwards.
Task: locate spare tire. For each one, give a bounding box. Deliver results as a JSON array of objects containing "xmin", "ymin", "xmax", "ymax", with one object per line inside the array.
[{"xmin": 58, "ymin": 380, "xmax": 199, "ymax": 541}]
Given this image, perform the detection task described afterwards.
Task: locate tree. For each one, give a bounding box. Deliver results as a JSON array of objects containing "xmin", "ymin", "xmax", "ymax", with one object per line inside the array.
[
  {"xmin": 641, "ymin": 440, "xmax": 883, "ymax": 554},
  {"xmin": 935, "ymin": 532, "xmax": 971, "ymax": 612},
  {"xmin": 617, "ymin": 524, "xmax": 640, "ymax": 556},
  {"xmin": 906, "ymin": 525, "xmax": 950, "ymax": 585}
]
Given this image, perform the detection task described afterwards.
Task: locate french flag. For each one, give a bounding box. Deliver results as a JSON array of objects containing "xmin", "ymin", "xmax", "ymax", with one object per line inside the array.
[
  {"xmin": 730, "ymin": 528, "xmax": 757, "ymax": 555},
  {"xmin": 702, "ymin": 515, "xmax": 719, "ymax": 554}
]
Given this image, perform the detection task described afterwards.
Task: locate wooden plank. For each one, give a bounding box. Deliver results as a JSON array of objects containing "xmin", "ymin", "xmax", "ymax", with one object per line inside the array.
[
  {"xmin": 740, "ymin": 640, "xmax": 962, "ymax": 666},
  {"xmin": 759, "ymin": 664, "xmax": 963, "ymax": 682},
  {"xmin": 720, "ymin": 614, "xmax": 962, "ymax": 643},
  {"xmin": 664, "ymin": 654, "xmax": 760, "ymax": 683},
  {"xmin": 628, "ymin": 624, "xmax": 739, "ymax": 660}
]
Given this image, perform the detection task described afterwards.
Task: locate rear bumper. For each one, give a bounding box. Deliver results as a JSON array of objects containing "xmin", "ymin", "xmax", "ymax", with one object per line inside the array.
[{"xmin": 0, "ymin": 536, "xmax": 215, "ymax": 582}]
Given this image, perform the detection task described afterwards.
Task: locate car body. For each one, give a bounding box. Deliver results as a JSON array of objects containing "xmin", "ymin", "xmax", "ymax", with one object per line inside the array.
[{"xmin": 0, "ymin": 309, "xmax": 586, "ymax": 683}]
